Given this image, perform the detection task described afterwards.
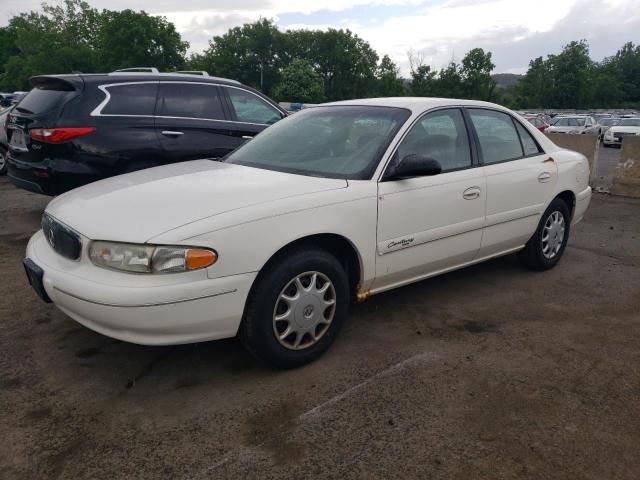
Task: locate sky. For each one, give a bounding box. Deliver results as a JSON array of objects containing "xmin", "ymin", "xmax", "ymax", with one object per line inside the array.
[{"xmin": 1, "ymin": 0, "xmax": 639, "ymax": 74}]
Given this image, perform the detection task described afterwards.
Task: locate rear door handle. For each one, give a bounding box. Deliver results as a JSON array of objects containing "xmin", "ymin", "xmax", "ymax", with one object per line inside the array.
[
  {"xmin": 161, "ymin": 130, "xmax": 184, "ymax": 137},
  {"xmin": 462, "ymin": 187, "xmax": 481, "ymax": 200},
  {"xmin": 538, "ymin": 172, "xmax": 552, "ymax": 183}
]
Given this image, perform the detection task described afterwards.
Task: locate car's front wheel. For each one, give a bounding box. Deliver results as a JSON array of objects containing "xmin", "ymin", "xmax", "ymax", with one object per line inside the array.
[
  {"xmin": 518, "ymin": 198, "xmax": 571, "ymax": 271},
  {"xmin": 240, "ymin": 246, "xmax": 349, "ymax": 369}
]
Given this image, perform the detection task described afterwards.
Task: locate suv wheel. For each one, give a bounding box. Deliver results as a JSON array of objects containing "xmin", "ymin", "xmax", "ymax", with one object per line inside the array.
[
  {"xmin": 240, "ymin": 246, "xmax": 349, "ymax": 369},
  {"xmin": 0, "ymin": 147, "xmax": 7, "ymax": 175},
  {"xmin": 518, "ymin": 198, "xmax": 571, "ymax": 271}
]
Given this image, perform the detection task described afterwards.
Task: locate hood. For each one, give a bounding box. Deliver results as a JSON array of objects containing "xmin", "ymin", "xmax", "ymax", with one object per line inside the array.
[
  {"xmin": 609, "ymin": 126, "xmax": 640, "ymax": 134},
  {"xmin": 548, "ymin": 125, "xmax": 583, "ymax": 133},
  {"xmin": 46, "ymin": 160, "xmax": 347, "ymax": 242}
]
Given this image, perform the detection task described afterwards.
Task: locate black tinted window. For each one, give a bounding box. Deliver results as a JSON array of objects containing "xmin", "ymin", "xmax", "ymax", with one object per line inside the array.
[
  {"xmin": 102, "ymin": 83, "xmax": 157, "ymax": 116},
  {"xmin": 469, "ymin": 109, "xmax": 524, "ymax": 164},
  {"xmin": 515, "ymin": 122, "xmax": 542, "ymax": 156},
  {"xmin": 396, "ymin": 109, "xmax": 471, "ymax": 171},
  {"xmin": 17, "ymin": 88, "xmax": 71, "ymax": 115},
  {"xmin": 157, "ymin": 83, "xmax": 224, "ymax": 120}
]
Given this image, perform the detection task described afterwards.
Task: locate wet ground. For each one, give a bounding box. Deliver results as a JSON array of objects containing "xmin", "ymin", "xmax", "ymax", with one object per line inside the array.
[{"xmin": 1, "ymin": 175, "xmax": 639, "ymax": 479}]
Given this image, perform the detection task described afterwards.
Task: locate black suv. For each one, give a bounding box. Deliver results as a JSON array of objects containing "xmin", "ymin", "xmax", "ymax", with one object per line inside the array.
[{"xmin": 7, "ymin": 72, "xmax": 287, "ymax": 195}]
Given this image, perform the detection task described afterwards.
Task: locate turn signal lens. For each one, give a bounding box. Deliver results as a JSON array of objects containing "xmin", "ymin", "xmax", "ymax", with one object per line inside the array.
[{"xmin": 186, "ymin": 249, "xmax": 217, "ymax": 270}]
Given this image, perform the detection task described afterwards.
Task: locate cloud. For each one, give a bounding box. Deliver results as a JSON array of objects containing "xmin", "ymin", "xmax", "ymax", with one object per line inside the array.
[{"xmin": 0, "ymin": 0, "xmax": 637, "ymax": 74}]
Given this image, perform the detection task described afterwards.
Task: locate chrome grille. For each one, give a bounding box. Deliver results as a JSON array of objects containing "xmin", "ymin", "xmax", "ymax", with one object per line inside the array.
[{"xmin": 41, "ymin": 213, "xmax": 82, "ymax": 260}]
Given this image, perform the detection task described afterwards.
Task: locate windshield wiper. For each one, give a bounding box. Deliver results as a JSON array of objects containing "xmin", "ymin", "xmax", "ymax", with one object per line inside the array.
[{"xmin": 14, "ymin": 106, "xmax": 34, "ymax": 114}]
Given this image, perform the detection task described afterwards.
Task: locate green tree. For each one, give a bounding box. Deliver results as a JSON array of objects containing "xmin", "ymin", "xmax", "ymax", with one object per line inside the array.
[
  {"xmin": 191, "ymin": 19, "xmax": 284, "ymax": 95},
  {"xmin": 433, "ymin": 62, "xmax": 464, "ymax": 98},
  {"xmin": 515, "ymin": 56, "xmax": 550, "ymax": 108},
  {"xmin": 375, "ymin": 55, "xmax": 405, "ymax": 97},
  {"xmin": 613, "ymin": 42, "xmax": 640, "ymax": 104},
  {"xmin": 273, "ymin": 58, "xmax": 324, "ymax": 103},
  {"xmin": 547, "ymin": 40, "xmax": 593, "ymax": 108},
  {"xmin": 460, "ymin": 48, "xmax": 496, "ymax": 100},
  {"xmin": 407, "ymin": 51, "xmax": 436, "ymax": 96},
  {"xmin": 285, "ymin": 28, "xmax": 378, "ymax": 101},
  {"xmin": 96, "ymin": 9, "xmax": 188, "ymax": 72}
]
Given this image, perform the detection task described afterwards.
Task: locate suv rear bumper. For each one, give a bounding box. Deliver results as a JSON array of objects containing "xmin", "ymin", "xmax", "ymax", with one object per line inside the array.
[{"xmin": 7, "ymin": 155, "xmax": 101, "ymax": 196}]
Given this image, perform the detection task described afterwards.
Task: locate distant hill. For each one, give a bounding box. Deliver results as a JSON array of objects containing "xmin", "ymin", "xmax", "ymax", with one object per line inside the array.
[{"xmin": 492, "ymin": 73, "xmax": 522, "ymax": 88}]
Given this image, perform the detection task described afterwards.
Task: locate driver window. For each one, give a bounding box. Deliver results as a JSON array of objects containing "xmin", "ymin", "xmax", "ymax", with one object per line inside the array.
[{"xmin": 395, "ymin": 109, "xmax": 472, "ymax": 172}]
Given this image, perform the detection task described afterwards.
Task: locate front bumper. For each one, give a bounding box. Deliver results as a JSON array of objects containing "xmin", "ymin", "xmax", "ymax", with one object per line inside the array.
[{"xmin": 26, "ymin": 230, "xmax": 257, "ymax": 345}]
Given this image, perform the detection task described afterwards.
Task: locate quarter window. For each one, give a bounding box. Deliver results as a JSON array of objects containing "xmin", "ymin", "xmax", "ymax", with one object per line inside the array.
[
  {"xmin": 395, "ymin": 109, "xmax": 472, "ymax": 171},
  {"xmin": 468, "ymin": 109, "xmax": 523, "ymax": 164},
  {"xmin": 515, "ymin": 122, "xmax": 542, "ymax": 156},
  {"xmin": 156, "ymin": 83, "xmax": 224, "ymax": 120},
  {"xmin": 226, "ymin": 88, "xmax": 282, "ymax": 125},
  {"xmin": 101, "ymin": 83, "xmax": 157, "ymax": 116}
]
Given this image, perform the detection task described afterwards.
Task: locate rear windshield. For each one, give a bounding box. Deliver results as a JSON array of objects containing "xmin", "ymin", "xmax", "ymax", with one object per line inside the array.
[{"xmin": 15, "ymin": 88, "xmax": 72, "ymax": 115}]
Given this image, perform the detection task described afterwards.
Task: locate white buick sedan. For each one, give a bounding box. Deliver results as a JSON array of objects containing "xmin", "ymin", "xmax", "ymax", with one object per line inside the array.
[{"xmin": 25, "ymin": 98, "xmax": 592, "ymax": 368}]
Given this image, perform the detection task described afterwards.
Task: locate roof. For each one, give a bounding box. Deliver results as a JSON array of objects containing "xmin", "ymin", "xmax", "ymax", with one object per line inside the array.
[
  {"xmin": 322, "ymin": 97, "xmax": 510, "ymax": 113},
  {"xmin": 33, "ymin": 72, "xmax": 241, "ymax": 86}
]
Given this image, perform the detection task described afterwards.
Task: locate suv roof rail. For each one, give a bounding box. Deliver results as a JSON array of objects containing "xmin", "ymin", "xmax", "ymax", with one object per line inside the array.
[
  {"xmin": 175, "ymin": 70, "xmax": 209, "ymax": 76},
  {"xmin": 114, "ymin": 67, "xmax": 159, "ymax": 73}
]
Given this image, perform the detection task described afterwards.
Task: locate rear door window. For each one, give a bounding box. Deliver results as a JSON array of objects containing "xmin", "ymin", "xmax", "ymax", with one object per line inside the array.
[
  {"xmin": 515, "ymin": 122, "xmax": 543, "ymax": 156},
  {"xmin": 468, "ymin": 109, "xmax": 524, "ymax": 164},
  {"xmin": 225, "ymin": 88, "xmax": 282, "ymax": 125},
  {"xmin": 156, "ymin": 83, "xmax": 224, "ymax": 120},
  {"xmin": 101, "ymin": 83, "xmax": 158, "ymax": 116}
]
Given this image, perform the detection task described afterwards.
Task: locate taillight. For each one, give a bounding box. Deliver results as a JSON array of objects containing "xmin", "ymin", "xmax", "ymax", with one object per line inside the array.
[{"xmin": 29, "ymin": 127, "xmax": 96, "ymax": 143}]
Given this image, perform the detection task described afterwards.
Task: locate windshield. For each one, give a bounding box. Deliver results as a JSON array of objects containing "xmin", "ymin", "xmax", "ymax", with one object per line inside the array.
[
  {"xmin": 552, "ymin": 117, "xmax": 586, "ymax": 127},
  {"xmin": 599, "ymin": 119, "xmax": 618, "ymax": 126},
  {"xmin": 225, "ymin": 105, "xmax": 410, "ymax": 179},
  {"xmin": 618, "ymin": 118, "xmax": 640, "ymax": 127}
]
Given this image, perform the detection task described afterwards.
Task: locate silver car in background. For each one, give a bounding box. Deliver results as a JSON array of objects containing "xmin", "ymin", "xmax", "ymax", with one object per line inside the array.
[{"xmin": 547, "ymin": 115, "xmax": 600, "ymax": 135}]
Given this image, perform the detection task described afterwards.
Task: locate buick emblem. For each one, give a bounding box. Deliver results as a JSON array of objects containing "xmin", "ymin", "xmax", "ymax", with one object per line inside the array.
[{"xmin": 47, "ymin": 226, "xmax": 55, "ymax": 246}]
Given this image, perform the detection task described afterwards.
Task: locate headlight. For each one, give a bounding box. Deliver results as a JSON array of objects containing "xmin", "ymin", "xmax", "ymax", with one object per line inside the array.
[{"xmin": 88, "ymin": 241, "xmax": 217, "ymax": 274}]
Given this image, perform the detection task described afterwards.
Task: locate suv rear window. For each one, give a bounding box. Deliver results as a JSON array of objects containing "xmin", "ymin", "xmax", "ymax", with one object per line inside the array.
[
  {"xmin": 16, "ymin": 88, "xmax": 71, "ymax": 115},
  {"xmin": 101, "ymin": 83, "xmax": 158, "ymax": 116},
  {"xmin": 156, "ymin": 83, "xmax": 224, "ymax": 120}
]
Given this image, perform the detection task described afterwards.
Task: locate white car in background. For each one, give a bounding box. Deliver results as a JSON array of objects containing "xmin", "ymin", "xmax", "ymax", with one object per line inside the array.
[
  {"xmin": 547, "ymin": 115, "xmax": 600, "ymax": 135},
  {"xmin": 24, "ymin": 98, "xmax": 592, "ymax": 368},
  {"xmin": 603, "ymin": 117, "xmax": 640, "ymax": 147}
]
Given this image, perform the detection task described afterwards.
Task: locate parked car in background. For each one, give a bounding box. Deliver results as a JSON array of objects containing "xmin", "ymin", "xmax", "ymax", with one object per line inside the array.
[
  {"xmin": 603, "ymin": 118, "xmax": 640, "ymax": 147},
  {"xmin": 524, "ymin": 114, "xmax": 550, "ymax": 132},
  {"xmin": 24, "ymin": 98, "xmax": 591, "ymax": 368},
  {"xmin": 7, "ymin": 71, "xmax": 287, "ymax": 195},
  {"xmin": 547, "ymin": 115, "xmax": 600, "ymax": 136},
  {"xmin": 0, "ymin": 105, "xmax": 14, "ymax": 175},
  {"xmin": 598, "ymin": 117, "xmax": 619, "ymax": 139}
]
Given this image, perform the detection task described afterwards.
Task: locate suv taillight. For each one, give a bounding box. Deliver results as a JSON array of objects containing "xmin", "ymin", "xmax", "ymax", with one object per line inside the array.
[{"xmin": 29, "ymin": 127, "xmax": 96, "ymax": 143}]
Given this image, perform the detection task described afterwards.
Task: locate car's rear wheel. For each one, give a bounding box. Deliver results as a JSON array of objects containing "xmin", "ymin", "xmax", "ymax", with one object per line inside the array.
[
  {"xmin": 0, "ymin": 147, "xmax": 7, "ymax": 175},
  {"xmin": 240, "ymin": 246, "xmax": 349, "ymax": 369},
  {"xmin": 518, "ymin": 198, "xmax": 571, "ymax": 271}
]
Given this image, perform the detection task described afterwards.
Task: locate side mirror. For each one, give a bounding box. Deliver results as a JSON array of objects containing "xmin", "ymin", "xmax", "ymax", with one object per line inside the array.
[{"xmin": 385, "ymin": 154, "xmax": 442, "ymax": 180}]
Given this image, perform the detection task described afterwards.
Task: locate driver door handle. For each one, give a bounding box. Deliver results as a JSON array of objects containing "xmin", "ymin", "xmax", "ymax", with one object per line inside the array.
[
  {"xmin": 462, "ymin": 186, "xmax": 481, "ymax": 200},
  {"xmin": 161, "ymin": 130, "xmax": 184, "ymax": 137}
]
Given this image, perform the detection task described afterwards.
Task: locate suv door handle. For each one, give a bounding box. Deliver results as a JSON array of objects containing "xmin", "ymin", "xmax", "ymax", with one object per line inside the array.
[
  {"xmin": 538, "ymin": 172, "xmax": 552, "ymax": 183},
  {"xmin": 462, "ymin": 187, "xmax": 481, "ymax": 200},
  {"xmin": 161, "ymin": 130, "xmax": 184, "ymax": 137}
]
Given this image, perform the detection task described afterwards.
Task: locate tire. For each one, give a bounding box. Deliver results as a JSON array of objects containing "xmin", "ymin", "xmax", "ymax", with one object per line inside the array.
[
  {"xmin": 240, "ymin": 246, "xmax": 350, "ymax": 369},
  {"xmin": 518, "ymin": 198, "xmax": 571, "ymax": 271},
  {"xmin": 122, "ymin": 160, "xmax": 158, "ymax": 174},
  {"xmin": 0, "ymin": 147, "xmax": 7, "ymax": 176}
]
